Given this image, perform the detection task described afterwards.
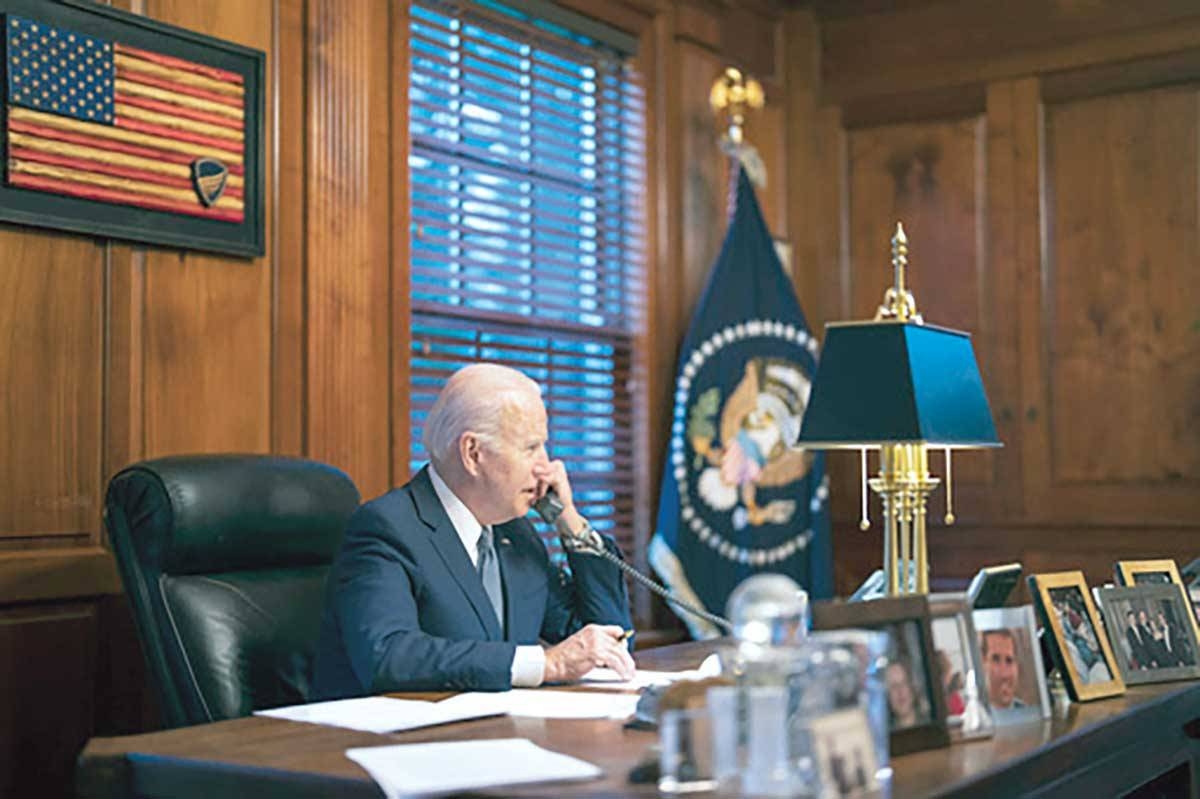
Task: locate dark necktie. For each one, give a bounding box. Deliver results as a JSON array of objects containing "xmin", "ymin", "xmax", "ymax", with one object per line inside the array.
[{"xmin": 477, "ymin": 526, "xmax": 503, "ymax": 627}]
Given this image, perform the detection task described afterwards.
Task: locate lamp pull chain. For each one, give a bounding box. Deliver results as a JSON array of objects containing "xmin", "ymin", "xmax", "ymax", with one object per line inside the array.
[
  {"xmin": 859, "ymin": 448, "xmax": 870, "ymax": 530},
  {"xmin": 944, "ymin": 447, "xmax": 956, "ymax": 525}
]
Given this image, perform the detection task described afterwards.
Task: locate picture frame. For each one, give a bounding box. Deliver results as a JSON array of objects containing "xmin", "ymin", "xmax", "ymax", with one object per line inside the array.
[
  {"xmin": 0, "ymin": 0, "xmax": 265, "ymax": 256},
  {"xmin": 1114, "ymin": 558, "xmax": 1200, "ymax": 642},
  {"xmin": 1028, "ymin": 571, "xmax": 1125, "ymax": 702},
  {"xmin": 1115, "ymin": 558, "xmax": 1185, "ymax": 588},
  {"xmin": 972, "ymin": 606, "xmax": 1051, "ymax": 724},
  {"xmin": 808, "ymin": 707, "xmax": 880, "ymax": 797},
  {"xmin": 1094, "ymin": 584, "xmax": 1200, "ymax": 686},
  {"xmin": 811, "ymin": 595, "xmax": 950, "ymax": 755},
  {"xmin": 927, "ymin": 593, "xmax": 993, "ymax": 741}
]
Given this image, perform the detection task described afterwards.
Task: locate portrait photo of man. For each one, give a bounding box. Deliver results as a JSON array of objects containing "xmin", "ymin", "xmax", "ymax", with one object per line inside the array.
[{"xmin": 981, "ymin": 629, "xmax": 1023, "ymax": 711}]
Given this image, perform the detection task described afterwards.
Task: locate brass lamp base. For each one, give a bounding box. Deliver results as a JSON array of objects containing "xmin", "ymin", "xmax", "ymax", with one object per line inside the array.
[{"xmin": 869, "ymin": 443, "xmax": 940, "ymax": 595}]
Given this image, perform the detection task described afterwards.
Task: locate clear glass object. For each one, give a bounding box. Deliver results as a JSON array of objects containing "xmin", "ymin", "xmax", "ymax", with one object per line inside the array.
[
  {"xmin": 658, "ymin": 706, "xmax": 717, "ymax": 794},
  {"xmin": 727, "ymin": 574, "xmax": 810, "ymax": 648}
]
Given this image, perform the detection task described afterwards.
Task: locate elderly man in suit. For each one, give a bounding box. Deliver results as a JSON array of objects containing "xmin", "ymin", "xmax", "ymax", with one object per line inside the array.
[{"xmin": 313, "ymin": 363, "xmax": 635, "ymax": 697}]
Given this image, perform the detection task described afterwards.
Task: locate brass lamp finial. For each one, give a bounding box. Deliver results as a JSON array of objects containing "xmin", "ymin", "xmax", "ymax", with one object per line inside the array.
[
  {"xmin": 875, "ymin": 221, "xmax": 923, "ymax": 324},
  {"xmin": 710, "ymin": 67, "xmax": 764, "ymax": 146}
]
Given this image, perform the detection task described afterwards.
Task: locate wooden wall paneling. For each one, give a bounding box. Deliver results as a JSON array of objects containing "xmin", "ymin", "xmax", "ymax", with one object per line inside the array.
[
  {"xmin": 1028, "ymin": 79, "xmax": 1200, "ymax": 526},
  {"xmin": 719, "ymin": 3, "xmax": 780, "ymax": 87},
  {"xmin": 305, "ymin": 0, "xmax": 393, "ymax": 498},
  {"xmin": 674, "ymin": 0, "xmax": 722, "ymax": 51},
  {"xmin": 0, "ymin": 603, "xmax": 98, "ymax": 799},
  {"xmin": 752, "ymin": 100, "xmax": 787, "ymax": 236},
  {"xmin": 0, "ymin": 549, "xmax": 119, "ymax": 605},
  {"xmin": 820, "ymin": 0, "xmax": 1200, "ymax": 105},
  {"xmin": 139, "ymin": 0, "xmax": 273, "ymax": 459},
  {"xmin": 273, "ymin": 0, "xmax": 306, "ymax": 457},
  {"xmin": 93, "ymin": 593, "xmax": 159, "ymax": 736},
  {"xmin": 783, "ymin": 9, "xmax": 823, "ymax": 320},
  {"xmin": 814, "ymin": 107, "xmax": 865, "ymax": 591},
  {"xmin": 677, "ymin": 40, "xmax": 729, "ymax": 322},
  {"xmin": 0, "ymin": 231, "xmax": 104, "ymax": 547},
  {"xmin": 103, "ymin": 244, "xmax": 145, "ymax": 484},
  {"xmin": 977, "ymin": 79, "xmax": 1032, "ymax": 524}
]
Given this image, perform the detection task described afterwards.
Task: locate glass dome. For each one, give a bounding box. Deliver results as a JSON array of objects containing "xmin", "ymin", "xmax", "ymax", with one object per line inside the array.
[{"xmin": 726, "ymin": 574, "xmax": 809, "ymax": 647}]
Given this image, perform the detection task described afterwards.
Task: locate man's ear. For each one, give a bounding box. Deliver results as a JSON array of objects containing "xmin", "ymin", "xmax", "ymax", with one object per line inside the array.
[{"xmin": 460, "ymin": 432, "xmax": 483, "ymax": 476}]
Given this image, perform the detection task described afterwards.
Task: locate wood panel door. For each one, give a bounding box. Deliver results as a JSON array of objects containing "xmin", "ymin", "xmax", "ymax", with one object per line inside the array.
[{"xmin": 1019, "ymin": 64, "xmax": 1200, "ymax": 529}]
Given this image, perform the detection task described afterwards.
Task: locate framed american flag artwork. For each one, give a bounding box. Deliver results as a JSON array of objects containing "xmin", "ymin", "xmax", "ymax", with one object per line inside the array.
[{"xmin": 0, "ymin": 0, "xmax": 263, "ymax": 256}]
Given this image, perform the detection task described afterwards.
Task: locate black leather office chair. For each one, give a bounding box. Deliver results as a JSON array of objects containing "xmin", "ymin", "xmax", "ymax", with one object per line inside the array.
[{"xmin": 105, "ymin": 454, "xmax": 360, "ymax": 728}]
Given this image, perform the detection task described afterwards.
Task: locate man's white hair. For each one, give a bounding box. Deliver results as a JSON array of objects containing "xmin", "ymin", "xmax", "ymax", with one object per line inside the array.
[{"xmin": 423, "ymin": 363, "xmax": 542, "ymax": 465}]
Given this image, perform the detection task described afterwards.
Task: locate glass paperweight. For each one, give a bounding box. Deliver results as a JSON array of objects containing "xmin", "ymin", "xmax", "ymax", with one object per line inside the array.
[{"xmin": 727, "ymin": 573, "xmax": 810, "ymax": 648}]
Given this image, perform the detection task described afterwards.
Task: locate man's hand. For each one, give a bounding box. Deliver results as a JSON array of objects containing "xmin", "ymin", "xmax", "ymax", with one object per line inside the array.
[
  {"xmin": 543, "ymin": 624, "xmax": 636, "ymax": 683},
  {"xmin": 533, "ymin": 458, "xmax": 587, "ymax": 538}
]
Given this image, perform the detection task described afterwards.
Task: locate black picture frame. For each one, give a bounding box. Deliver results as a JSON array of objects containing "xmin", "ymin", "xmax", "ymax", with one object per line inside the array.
[
  {"xmin": 0, "ymin": 0, "xmax": 264, "ymax": 256},
  {"xmin": 1095, "ymin": 584, "xmax": 1200, "ymax": 686},
  {"xmin": 811, "ymin": 595, "xmax": 950, "ymax": 755}
]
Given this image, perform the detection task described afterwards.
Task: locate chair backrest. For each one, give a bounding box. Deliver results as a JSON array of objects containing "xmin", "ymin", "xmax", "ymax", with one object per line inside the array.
[{"xmin": 105, "ymin": 454, "xmax": 360, "ymax": 728}]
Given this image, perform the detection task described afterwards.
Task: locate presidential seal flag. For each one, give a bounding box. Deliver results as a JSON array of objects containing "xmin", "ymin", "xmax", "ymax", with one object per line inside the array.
[{"xmin": 649, "ymin": 167, "xmax": 832, "ymax": 638}]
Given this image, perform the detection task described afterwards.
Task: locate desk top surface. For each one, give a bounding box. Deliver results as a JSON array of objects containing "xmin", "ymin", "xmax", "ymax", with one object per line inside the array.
[{"xmin": 78, "ymin": 640, "xmax": 1200, "ymax": 799}]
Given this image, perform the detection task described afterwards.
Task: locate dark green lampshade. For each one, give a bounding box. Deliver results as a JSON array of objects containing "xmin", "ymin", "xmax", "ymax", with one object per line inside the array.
[{"xmin": 798, "ymin": 321, "xmax": 1000, "ymax": 448}]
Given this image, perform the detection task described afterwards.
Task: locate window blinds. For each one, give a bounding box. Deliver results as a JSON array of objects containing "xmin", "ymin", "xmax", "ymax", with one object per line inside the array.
[{"xmin": 408, "ymin": 0, "xmax": 645, "ymax": 561}]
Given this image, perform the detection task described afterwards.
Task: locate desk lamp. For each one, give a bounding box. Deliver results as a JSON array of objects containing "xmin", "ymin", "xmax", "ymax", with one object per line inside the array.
[{"xmin": 797, "ymin": 224, "xmax": 1000, "ymax": 595}]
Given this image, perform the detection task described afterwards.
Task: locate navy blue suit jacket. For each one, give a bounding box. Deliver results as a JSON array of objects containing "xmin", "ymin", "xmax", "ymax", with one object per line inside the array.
[{"xmin": 312, "ymin": 467, "xmax": 632, "ymax": 697}]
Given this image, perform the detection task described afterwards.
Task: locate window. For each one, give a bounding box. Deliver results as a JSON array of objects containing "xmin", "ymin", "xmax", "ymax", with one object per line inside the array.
[{"xmin": 408, "ymin": 0, "xmax": 645, "ymax": 563}]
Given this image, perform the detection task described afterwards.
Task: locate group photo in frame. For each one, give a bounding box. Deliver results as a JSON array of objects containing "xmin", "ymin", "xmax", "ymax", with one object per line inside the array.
[
  {"xmin": 1115, "ymin": 558, "xmax": 1200, "ymax": 640},
  {"xmin": 811, "ymin": 596, "xmax": 949, "ymax": 755},
  {"xmin": 1095, "ymin": 584, "xmax": 1200, "ymax": 686},
  {"xmin": 927, "ymin": 593, "xmax": 993, "ymax": 741},
  {"xmin": 971, "ymin": 606, "xmax": 1050, "ymax": 724},
  {"xmin": 1028, "ymin": 571, "xmax": 1125, "ymax": 702}
]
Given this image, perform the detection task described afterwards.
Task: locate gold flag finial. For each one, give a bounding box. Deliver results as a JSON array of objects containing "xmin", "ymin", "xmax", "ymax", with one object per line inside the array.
[
  {"xmin": 876, "ymin": 221, "xmax": 923, "ymax": 323},
  {"xmin": 709, "ymin": 67, "xmax": 764, "ymax": 146}
]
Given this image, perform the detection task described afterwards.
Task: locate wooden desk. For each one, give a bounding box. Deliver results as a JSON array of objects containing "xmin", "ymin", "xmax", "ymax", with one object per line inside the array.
[{"xmin": 78, "ymin": 641, "xmax": 1200, "ymax": 798}]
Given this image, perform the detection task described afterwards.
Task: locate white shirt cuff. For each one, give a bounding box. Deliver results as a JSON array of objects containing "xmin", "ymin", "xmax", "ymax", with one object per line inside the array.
[{"xmin": 511, "ymin": 645, "xmax": 546, "ymax": 687}]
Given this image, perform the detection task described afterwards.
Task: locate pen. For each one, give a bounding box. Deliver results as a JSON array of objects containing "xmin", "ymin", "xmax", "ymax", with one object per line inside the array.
[{"xmin": 620, "ymin": 629, "xmax": 635, "ymax": 643}]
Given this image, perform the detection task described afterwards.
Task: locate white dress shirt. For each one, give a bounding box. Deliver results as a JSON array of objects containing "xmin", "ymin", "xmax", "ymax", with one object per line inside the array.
[{"xmin": 427, "ymin": 464, "xmax": 546, "ymax": 687}]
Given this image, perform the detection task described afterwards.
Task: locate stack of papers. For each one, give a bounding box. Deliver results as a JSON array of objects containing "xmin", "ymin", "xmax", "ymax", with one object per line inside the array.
[
  {"xmin": 256, "ymin": 688, "xmax": 639, "ymax": 734},
  {"xmin": 255, "ymin": 695, "xmax": 503, "ymax": 734},
  {"xmin": 346, "ymin": 738, "xmax": 602, "ymax": 798}
]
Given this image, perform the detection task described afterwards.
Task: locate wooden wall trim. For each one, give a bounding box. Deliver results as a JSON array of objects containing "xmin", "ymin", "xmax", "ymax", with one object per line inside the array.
[
  {"xmin": 305, "ymin": 0, "xmax": 393, "ymax": 496},
  {"xmin": 0, "ymin": 548, "xmax": 121, "ymax": 604},
  {"xmin": 272, "ymin": 0, "xmax": 306, "ymax": 457},
  {"xmin": 822, "ymin": 9, "xmax": 1200, "ymax": 105},
  {"xmin": 1041, "ymin": 48, "xmax": 1200, "ymax": 104},
  {"xmin": 103, "ymin": 245, "xmax": 146, "ymax": 484},
  {"xmin": 391, "ymin": 2, "xmax": 412, "ymax": 485}
]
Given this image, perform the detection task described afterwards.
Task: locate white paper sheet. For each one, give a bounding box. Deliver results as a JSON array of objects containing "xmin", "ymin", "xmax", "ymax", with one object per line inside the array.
[
  {"xmin": 433, "ymin": 689, "xmax": 640, "ymax": 720},
  {"xmin": 578, "ymin": 667, "xmax": 703, "ymax": 690},
  {"xmin": 255, "ymin": 696, "xmax": 500, "ymax": 734},
  {"xmin": 502, "ymin": 689, "xmax": 640, "ymax": 719},
  {"xmin": 345, "ymin": 738, "xmax": 602, "ymax": 798}
]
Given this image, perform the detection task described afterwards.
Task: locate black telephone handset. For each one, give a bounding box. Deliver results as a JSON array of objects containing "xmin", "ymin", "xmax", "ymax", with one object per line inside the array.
[
  {"xmin": 532, "ymin": 488, "xmax": 733, "ymax": 634},
  {"xmin": 532, "ymin": 489, "xmax": 566, "ymax": 527}
]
